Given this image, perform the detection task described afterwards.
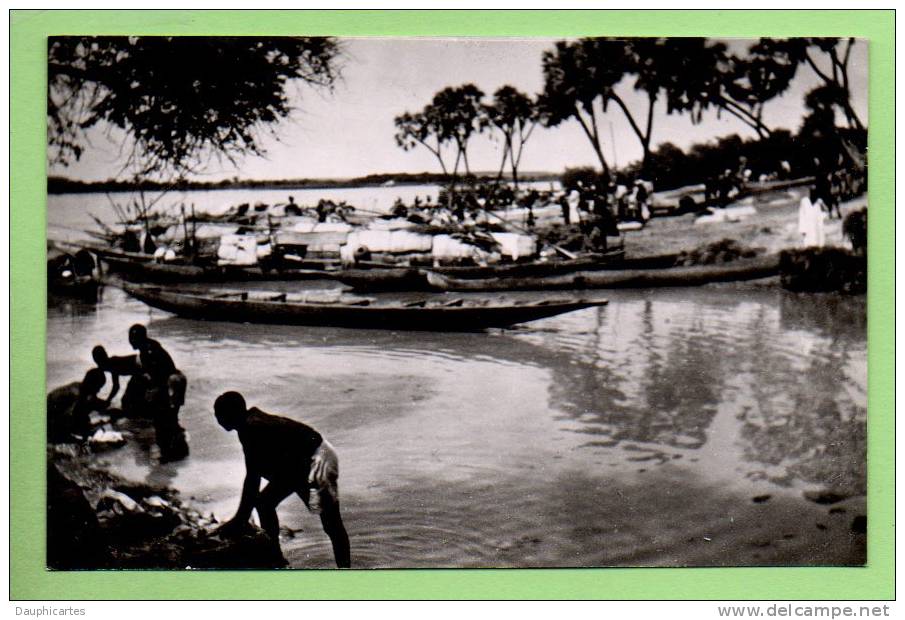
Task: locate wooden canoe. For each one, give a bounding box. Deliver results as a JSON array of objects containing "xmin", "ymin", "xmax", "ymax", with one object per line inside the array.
[
  {"xmin": 334, "ymin": 249, "xmax": 654, "ymax": 292},
  {"xmin": 121, "ymin": 284, "xmax": 609, "ymax": 331},
  {"xmin": 424, "ymin": 254, "xmax": 782, "ymax": 292}
]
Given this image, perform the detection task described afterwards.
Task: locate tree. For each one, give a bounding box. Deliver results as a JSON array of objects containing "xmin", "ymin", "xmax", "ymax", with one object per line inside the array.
[
  {"xmin": 716, "ymin": 45, "xmax": 798, "ymax": 139},
  {"xmin": 539, "ymin": 38, "xmax": 741, "ymax": 179},
  {"xmin": 538, "ymin": 40, "xmax": 625, "ymax": 177},
  {"xmin": 394, "ymin": 110, "xmax": 450, "ymax": 175},
  {"xmin": 752, "ymin": 38, "xmax": 864, "ymax": 131},
  {"xmin": 598, "ymin": 38, "xmax": 727, "ymax": 177},
  {"xmin": 805, "ymin": 38, "xmax": 864, "ymax": 131},
  {"xmin": 48, "ymin": 36, "xmax": 341, "ymax": 180},
  {"xmin": 429, "ymin": 84, "xmax": 487, "ymax": 177},
  {"xmin": 394, "ymin": 84, "xmax": 487, "ymax": 202},
  {"xmin": 484, "ymin": 86, "xmax": 537, "ymax": 190}
]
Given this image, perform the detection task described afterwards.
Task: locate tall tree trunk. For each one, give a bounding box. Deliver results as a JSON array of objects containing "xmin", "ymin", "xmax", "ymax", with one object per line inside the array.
[
  {"xmin": 640, "ymin": 96, "xmax": 656, "ymax": 178},
  {"xmin": 495, "ymin": 136, "xmax": 511, "ymax": 185},
  {"xmin": 573, "ymin": 110, "xmax": 610, "ymax": 176},
  {"xmin": 510, "ymin": 157, "xmax": 519, "ymax": 192},
  {"xmin": 613, "ymin": 93, "xmax": 658, "ymax": 178},
  {"xmin": 447, "ymin": 148, "xmax": 463, "ymax": 209}
]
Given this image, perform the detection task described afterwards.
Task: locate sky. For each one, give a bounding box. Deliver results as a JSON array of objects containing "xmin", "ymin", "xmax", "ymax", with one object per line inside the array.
[{"xmin": 51, "ymin": 37, "xmax": 869, "ymax": 182}]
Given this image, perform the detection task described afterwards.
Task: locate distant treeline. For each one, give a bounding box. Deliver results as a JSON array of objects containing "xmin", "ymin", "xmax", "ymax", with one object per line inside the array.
[{"xmin": 47, "ymin": 171, "xmax": 560, "ymax": 195}]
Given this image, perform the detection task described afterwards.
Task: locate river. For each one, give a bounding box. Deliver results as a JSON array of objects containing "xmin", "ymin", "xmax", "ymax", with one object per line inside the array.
[{"xmin": 47, "ymin": 280, "xmax": 867, "ymax": 568}]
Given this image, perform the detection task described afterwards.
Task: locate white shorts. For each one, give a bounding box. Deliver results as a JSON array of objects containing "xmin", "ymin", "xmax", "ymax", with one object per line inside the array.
[{"xmin": 307, "ymin": 439, "xmax": 339, "ymax": 514}]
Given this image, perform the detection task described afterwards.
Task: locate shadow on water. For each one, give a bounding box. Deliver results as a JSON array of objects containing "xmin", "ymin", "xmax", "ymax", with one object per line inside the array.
[
  {"xmin": 47, "ymin": 284, "xmax": 107, "ymax": 317},
  {"xmin": 740, "ymin": 292, "xmax": 867, "ymax": 495},
  {"xmin": 545, "ymin": 298, "xmax": 720, "ymax": 452},
  {"xmin": 778, "ymin": 289, "xmax": 867, "ymax": 339},
  {"xmin": 47, "ymin": 283, "xmax": 867, "ymax": 568},
  {"xmin": 141, "ymin": 286, "xmax": 866, "ymax": 499}
]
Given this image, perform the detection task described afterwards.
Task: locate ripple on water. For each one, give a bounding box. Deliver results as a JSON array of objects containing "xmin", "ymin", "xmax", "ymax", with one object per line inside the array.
[{"xmin": 48, "ymin": 282, "xmax": 867, "ymax": 568}]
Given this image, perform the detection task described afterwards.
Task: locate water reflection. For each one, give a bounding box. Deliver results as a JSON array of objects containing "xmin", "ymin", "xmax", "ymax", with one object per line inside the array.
[
  {"xmin": 46, "ymin": 283, "xmax": 867, "ymax": 567},
  {"xmin": 47, "ymin": 287, "xmax": 104, "ymax": 317},
  {"xmin": 738, "ymin": 297, "xmax": 866, "ymax": 494},
  {"xmin": 779, "ymin": 291, "xmax": 868, "ymax": 338},
  {"xmin": 513, "ymin": 288, "xmax": 867, "ymax": 494}
]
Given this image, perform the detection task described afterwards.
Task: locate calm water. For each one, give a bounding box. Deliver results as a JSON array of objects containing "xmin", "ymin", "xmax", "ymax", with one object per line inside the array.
[{"xmin": 47, "ymin": 283, "xmax": 867, "ymax": 568}]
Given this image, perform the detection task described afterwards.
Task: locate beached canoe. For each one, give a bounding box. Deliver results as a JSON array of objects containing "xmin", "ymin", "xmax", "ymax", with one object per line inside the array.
[
  {"xmin": 47, "ymin": 243, "xmax": 100, "ymax": 301},
  {"xmin": 121, "ymin": 284, "xmax": 609, "ymax": 331},
  {"xmin": 92, "ymin": 244, "xmax": 626, "ymax": 286},
  {"xmin": 334, "ymin": 249, "xmax": 661, "ymax": 292},
  {"xmin": 424, "ymin": 254, "xmax": 782, "ymax": 292}
]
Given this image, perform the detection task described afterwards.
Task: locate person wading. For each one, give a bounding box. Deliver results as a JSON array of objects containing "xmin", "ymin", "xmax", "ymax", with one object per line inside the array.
[
  {"xmin": 213, "ymin": 391, "xmax": 351, "ymax": 568},
  {"xmin": 128, "ymin": 324, "xmax": 189, "ymax": 462}
]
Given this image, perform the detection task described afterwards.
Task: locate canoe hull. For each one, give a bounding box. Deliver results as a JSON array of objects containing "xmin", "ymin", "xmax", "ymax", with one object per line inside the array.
[
  {"xmin": 101, "ymin": 254, "xmax": 329, "ymax": 283},
  {"xmin": 427, "ymin": 255, "xmax": 782, "ymax": 292},
  {"xmin": 122, "ymin": 285, "xmax": 608, "ymax": 331},
  {"xmin": 335, "ymin": 250, "xmax": 637, "ymax": 292}
]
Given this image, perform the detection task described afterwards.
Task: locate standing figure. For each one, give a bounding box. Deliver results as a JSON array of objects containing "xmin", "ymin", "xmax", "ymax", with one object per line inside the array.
[
  {"xmin": 284, "ymin": 196, "xmax": 302, "ymax": 217},
  {"xmin": 128, "ymin": 324, "xmax": 189, "ymax": 462},
  {"xmin": 798, "ymin": 188, "xmax": 827, "ymax": 248},
  {"xmin": 213, "ymin": 391, "xmax": 351, "ymax": 568},
  {"xmin": 827, "ymin": 169, "xmax": 844, "ymax": 220},
  {"xmin": 558, "ymin": 194, "xmax": 571, "ymax": 226},
  {"xmin": 633, "ymin": 180, "xmax": 651, "ymax": 222},
  {"xmin": 718, "ymin": 169, "xmax": 735, "ymax": 207},
  {"xmin": 566, "ymin": 188, "xmax": 581, "ymax": 225}
]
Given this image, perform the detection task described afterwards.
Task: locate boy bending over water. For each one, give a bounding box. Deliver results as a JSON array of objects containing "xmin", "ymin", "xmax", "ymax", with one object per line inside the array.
[{"xmin": 213, "ymin": 391, "xmax": 351, "ymax": 568}]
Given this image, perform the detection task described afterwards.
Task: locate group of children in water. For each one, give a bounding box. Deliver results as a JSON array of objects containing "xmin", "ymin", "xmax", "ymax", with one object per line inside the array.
[
  {"xmin": 47, "ymin": 324, "xmax": 188, "ymax": 461},
  {"xmin": 47, "ymin": 324, "xmax": 350, "ymax": 567}
]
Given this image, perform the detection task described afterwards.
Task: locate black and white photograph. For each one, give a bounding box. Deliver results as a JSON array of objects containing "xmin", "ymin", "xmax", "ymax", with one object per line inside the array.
[{"xmin": 45, "ymin": 35, "xmax": 867, "ymax": 570}]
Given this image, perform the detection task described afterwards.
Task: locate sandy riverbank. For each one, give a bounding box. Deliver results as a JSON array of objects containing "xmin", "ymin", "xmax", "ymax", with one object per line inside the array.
[{"xmin": 620, "ymin": 189, "xmax": 866, "ymax": 259}]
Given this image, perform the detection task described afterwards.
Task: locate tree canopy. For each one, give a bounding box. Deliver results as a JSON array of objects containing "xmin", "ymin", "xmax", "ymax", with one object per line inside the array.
[
  {"xmin": 48, "ymin": 36, "xmax": 341, "ymax": 179},
  {"xmin": 484, "ymin": 86, "xmax": 537, "ymax": 189},
  {"xmin": 538, "ymin": 37, "xmax": 804, "ymax": 177},
  {"xmin": 394, "ymin": 83, "xmax": 487, "ymax": 181}
]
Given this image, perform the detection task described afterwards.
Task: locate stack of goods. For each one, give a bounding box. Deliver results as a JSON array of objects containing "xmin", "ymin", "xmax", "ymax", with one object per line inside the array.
[
  {"xmin": 273, "ymin": 221, "xmax": 354, "ymax": 260},
  {"xmin": 217, "ymin": 234, "xmax": 271, "ymax": 266}
]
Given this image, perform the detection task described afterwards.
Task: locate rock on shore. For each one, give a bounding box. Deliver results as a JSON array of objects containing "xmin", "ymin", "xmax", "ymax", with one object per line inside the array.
[{"xmin": 47, "ymin": 446, "xmax": 286, "ymax": 570}]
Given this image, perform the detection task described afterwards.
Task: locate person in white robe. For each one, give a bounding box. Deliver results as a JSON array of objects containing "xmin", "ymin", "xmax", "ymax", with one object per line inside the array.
[{"xmin": 798, "ymin": 188, "xmax": 827, "ymax": 248}]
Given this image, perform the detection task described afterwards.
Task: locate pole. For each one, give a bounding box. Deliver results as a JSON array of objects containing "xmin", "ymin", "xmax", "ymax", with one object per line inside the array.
[
  {"xmin": 481, "ymin": 207, "xmax": 578, "ymax": 260},
  {"xmin": 609, "ymin": 122, "xmax": 618, "ymax": 171}
]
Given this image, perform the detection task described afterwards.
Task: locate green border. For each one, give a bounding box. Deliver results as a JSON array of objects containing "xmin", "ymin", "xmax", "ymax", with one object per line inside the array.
[{"xmin": 11, "ymin": 9, "xmax": 894, "ymax": 600}]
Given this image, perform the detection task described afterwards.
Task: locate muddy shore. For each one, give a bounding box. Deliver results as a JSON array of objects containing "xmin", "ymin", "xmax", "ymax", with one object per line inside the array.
[{"xmin": 48, "ymin": 443, "xmax": 286, "ymax": 570}]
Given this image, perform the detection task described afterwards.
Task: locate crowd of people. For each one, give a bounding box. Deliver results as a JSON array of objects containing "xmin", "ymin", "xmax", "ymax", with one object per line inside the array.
[{"xmin": 383, "ymin": 177, "xmax": 654, "ymax": 256}]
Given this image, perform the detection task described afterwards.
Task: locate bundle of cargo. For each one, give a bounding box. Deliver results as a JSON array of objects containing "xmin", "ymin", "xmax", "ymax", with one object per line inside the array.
[
  {"xmin": 217, "ymin": 234, "xmax": 272, "ymax": 266},
  {"xmin": 341, "ymin": 228, "xmax": 435, "ymax": 265},
  {"xmin": 273, "ymin": 221, "xmax": 354, "ymax": 260},
  {"xmin": 337, "ymin": 227, "xmax": 537, "ymax": 267}
]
